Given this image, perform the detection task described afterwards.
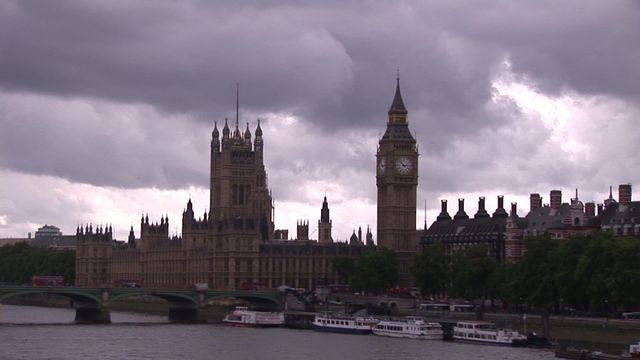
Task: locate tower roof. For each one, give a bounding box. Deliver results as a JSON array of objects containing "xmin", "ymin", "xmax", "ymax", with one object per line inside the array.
[{"xmin": 388, "ymin": 77, "xmax": 408, "ymax": 115}]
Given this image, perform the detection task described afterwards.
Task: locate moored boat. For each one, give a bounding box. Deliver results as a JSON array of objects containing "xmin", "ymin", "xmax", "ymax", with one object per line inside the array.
[
  {"xmin": 222, "ymin": 306, "xmax": 285, "ymax": 327},
  {"xmin": 373, "ymin": 317, "xmax": 443, "ymax": 340},
  {"xmin": 312, "ymin": 313, "xmax": 378, "ymax": 334},
  {"xmin": 453, "ymin": 321, "xmax": 527, "ymax": 346},
  {"xmin": 630, "ymin": 341, "xmax": 640, "ymax": 358}
]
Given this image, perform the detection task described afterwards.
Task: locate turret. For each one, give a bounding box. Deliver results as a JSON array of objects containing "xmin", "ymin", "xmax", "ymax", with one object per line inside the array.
[
  {"xmin": 244, "ymin": 123, "xmax": 252, "ymax": 145},
  {"xmin": 254, "ymin": 119, "xmax": 263, "ymax": 162},
  {"xmin": 365, "ymin": 226, "xmax": 374, "ymax": 246},
  {"xmin": 128, "ymin": 226, "xmax": 136, "ymax": 248},
  {"xmin": 318, "ymin": 195, "xmax": 333, "ymax": 244},
  {"xmin": 212, "ymin": 121, "xmax": 220, "ymax": 152},
  {"xmin": 222, "ymin": 118, "xmax": 230, "ymax": 142}
]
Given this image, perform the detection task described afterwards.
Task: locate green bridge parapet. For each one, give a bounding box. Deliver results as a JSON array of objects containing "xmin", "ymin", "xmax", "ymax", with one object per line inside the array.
[{"xmin": 0, "ymin": 286, "xmax": 283, "ymax": 324}]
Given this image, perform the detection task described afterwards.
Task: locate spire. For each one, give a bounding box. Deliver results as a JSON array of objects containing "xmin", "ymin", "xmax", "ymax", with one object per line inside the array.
[
  {"xmin": 424, "ymin": 200, "xmax": 427, "ymax": 230},
  {"xmin": 388, "ymin": 75, "xmax": 408, "ymax": 115},
  {"xmin": 244, "ymin": 122, "xmax": 251, "ymax": 143},
  {"xmin": 235, "ymin": 83, "xmax": 239, "ymax": 130}
]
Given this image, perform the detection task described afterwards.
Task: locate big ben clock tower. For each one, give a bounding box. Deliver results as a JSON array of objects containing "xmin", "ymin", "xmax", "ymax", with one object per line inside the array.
[{"xmin": 376, "ymin": 77, "xmax": 418, "ymax": 287}]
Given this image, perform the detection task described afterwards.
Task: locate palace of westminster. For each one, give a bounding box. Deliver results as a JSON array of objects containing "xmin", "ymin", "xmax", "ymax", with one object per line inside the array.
[
  {"xmin": 75, "ymin": 79, "xmax": 639, "ymax": 290},
  {"xmin": 75, "ymin": 79, "xmax": 419, "ymax": 289}
]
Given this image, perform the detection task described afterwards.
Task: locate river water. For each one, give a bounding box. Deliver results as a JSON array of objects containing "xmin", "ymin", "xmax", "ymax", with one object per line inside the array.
[{"xmin": 0, "ymin": 305, "xmax": 555, "ymax": 360}]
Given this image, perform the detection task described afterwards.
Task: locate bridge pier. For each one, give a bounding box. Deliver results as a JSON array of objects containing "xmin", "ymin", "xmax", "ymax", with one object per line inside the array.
[{"xmin": 74, "ymin": 306, "xmax": 111, "ymax": 324}]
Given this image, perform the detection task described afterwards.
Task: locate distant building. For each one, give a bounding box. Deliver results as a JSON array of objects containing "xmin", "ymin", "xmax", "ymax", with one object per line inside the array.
[
  {"xmin": 502, "ymin": 187, "xmax": 635, "ymax": 263},
  {"xmin": 600, "ymin": 184, "xmax": 640, "ymax": 236},
  {"xmin": 418, "ymin": 196, "xmax": 509, "ymax": 262},
  {"xmin": 27, "ymin": 224, "xmax": 77, "ymax": 250},
  {"xmin": 76, "ymin": 81, "xmax": 420, "ymax": 289}
]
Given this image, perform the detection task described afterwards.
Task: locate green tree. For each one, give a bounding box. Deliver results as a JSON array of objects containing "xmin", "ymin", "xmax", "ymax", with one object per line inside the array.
[
  {"xmin": 351, "ymin": 248, "xmax": 399, "ymax": 294},
  {"xmin": 0, "ymin": 243, "xmax": 75, "ymax": 285},
  {"xmin": 332, "ymin": 257, "xmax": 355, "ymax": 284},
  {"xmin": 511, "ymin": 235, "xmax": 561, "ymax": 309},
  {"xmin": 411, "ymin": 243, "xmax": 449, "ymax": 297},
  {"xmin": 608, "ymin": 236, "xmax": 640, "ymax": 307},
  {"xmin": 449, "ymin": 245, "xmax": 497, "ymax": 301}
]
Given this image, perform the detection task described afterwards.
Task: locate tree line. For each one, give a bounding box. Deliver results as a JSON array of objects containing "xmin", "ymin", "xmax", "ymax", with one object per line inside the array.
[
  {"xmin": 412, "ymin": 232, "xmax": 640, "ymax": 314},
  {"xmin": 333, "ymin": 232, "xmax": 640, "ymax": 314},
  {"xmin": 0, "ymin": 242, "xmax": 75, "ymax": 285}
]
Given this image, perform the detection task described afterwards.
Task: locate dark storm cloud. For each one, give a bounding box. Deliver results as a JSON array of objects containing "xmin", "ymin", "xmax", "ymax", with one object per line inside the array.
[{"xmin": 0, "ymin": 0, "xmax": 639, "ymax": 195}]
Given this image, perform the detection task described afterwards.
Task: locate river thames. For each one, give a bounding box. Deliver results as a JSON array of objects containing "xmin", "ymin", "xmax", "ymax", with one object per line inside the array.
[{"xmin": 0, "ymin": 305, "xmax": 555, "ymax": 360}]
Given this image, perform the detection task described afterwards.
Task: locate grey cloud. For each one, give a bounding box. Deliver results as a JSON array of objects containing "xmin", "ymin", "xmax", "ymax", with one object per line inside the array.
[{"xmin": 0, "ymin": 0, "xmax": 639, "ymax": 201}]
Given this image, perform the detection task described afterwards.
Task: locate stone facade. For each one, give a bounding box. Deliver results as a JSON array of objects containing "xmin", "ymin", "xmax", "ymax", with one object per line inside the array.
[
  {"xmin": 76, "ymin": 95, "xmax": 373, "ymax": 290},
  {"xmin": 376, "ymin": 78, "xmax": 419, "ymax": 287}
]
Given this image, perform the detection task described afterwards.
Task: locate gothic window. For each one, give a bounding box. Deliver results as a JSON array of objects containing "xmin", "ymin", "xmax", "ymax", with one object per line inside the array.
[
  {"xmin": 239, "ymin": 185, "xmax": 244, "ymax": 205},
  {"xmin": 232, "ymin": 185, "xmax": 238, "ymax": 204}
]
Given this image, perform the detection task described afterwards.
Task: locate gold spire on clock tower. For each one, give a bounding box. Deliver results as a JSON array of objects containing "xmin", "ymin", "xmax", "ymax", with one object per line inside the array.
[{"xmin": 376, "ymin": 76, "xmax": 418, "ymax": 288}]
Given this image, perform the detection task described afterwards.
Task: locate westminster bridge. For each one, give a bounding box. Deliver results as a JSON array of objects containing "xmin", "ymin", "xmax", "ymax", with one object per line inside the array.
[{"xmin": 0, "ymin": 286, "xmax": 283, "ymax": 324}]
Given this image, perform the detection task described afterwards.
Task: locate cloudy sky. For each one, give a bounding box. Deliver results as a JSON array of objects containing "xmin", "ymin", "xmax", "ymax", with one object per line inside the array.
[{"xmin": 1, "ymin": 1, "xmax": 639, "ymax": 241}]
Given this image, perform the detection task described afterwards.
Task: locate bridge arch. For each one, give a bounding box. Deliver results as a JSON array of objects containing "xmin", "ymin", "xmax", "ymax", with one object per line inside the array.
[
  {"xmin": 204, "ymin": 293, "xmax": 282, "ymax": 308},
  {"xmin": 107, "ymin": 291, "xmax": 197, "ymax": 307},
  {"xmin": 0, "ymin": 289, "xmax": 101, "ymax": 305}
]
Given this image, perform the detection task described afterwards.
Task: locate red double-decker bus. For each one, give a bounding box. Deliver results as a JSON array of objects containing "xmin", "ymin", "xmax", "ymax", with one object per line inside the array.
[{"xmin": 32, "ymin": 276, "xmax": 64, "ymax": 287}]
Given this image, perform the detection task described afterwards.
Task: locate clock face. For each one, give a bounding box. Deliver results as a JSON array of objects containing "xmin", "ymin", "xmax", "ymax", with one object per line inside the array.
[
  {"xmin": 395, "ymin": 156, "xmax": 412, "ymax": 175},
  {"xmin": 378, "ymin": 158, "xmax": 386, "ymax": 174}
]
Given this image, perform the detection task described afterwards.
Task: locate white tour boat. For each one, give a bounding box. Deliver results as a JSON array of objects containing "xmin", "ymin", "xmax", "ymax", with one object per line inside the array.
[
  {"xmin": 312, "ymin": 313, "xmax": 379, "ymax": 335},
  {"xmin": 453, "ymin": 321, "xmax": 527, "ymax": 346},
  {"xmin": 222, "ymin": 306, "xmax": 285, "ymax": 327},
  {"xmin": 630, "ymin": 341, "xmax": 640, "ymax": 358},
  {"xmin": 373, "ymin": 317, "xmax": 443, "ymax": 340}
]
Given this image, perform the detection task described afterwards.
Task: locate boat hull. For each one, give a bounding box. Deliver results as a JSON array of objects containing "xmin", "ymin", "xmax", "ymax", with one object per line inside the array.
[
  {"xmin": 453, "ymin": 336, "xmax": 527, "ymax": 347},
  {"xmin": 312, "ymin": 324, "xmax": 373, "ymax": 335},
  {"xmin": 373, "ymin": 330, "xmax": 442, "ymax": 340},
  {"xmin": 223, "ymin": 320, "xmax": 282, "ymax": 328}
]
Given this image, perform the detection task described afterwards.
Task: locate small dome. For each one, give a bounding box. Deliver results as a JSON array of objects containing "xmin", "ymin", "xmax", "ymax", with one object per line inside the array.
[
  {"xmin": 222, "ymin": 118, "xmax": 230, "ymax": 135},
  {"xmin": 255, "ymin": 119, "xmax": 263, "ymax": 137},
  {"xmin": 212, "ymin": 122, "xmax": 219, "ymax": 137},
  {"xmin": 244, "ymin": 123, "xmax": 251, "ymax": 139}
]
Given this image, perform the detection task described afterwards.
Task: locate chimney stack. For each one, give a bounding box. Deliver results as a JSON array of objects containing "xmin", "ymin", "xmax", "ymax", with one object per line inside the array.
[
  {"xmin": 619, "ymin": 184, "xmax": 632, "ymax": 205},
  {"xmin": 474, "ymin": 197, "xmax": 490, "ymax": 218},
  {"xmin": 492, "ymin": 195, "xmax": 508, "ymax": 218},
  {"xmin": 510, "ymin": 202, "xmax": 518, "ymax": 217},
  {"xmin": 437, "ymin": 200, "xmax": 452, "ymax": 221},
  {"xmin": 454, "ymin": 198, "xmax": 469, "ymax": 220},
  {"xmin": 550, "ymin": 190, "xmax": 562, "ymax": 209},
  {"xmin": 530, "ymin": 193, "xmax": 542, "ymax": 212}
]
